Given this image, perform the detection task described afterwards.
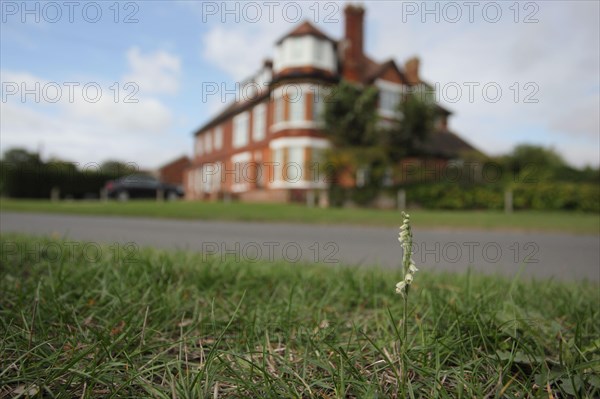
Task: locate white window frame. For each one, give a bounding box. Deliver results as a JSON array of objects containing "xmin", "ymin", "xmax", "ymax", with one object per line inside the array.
[
  {"xmin": 272, "ymin": 148, "xmax": 284, "ymax": 182},
  {"xmin": 286, "ymin": 146, "xmax": 304, "ymax": 182},
  {"xmin": 312, "ymin": 90, "xmax": 326, "ymax": 122},
  {"xmin": 380, "ymin": 89, "xmax": 401, "ymax": 114},
  {"xmin": 289, "ymin": 92, "xmax": 305, "ymax": 122},
  {"xmin": 376, "ymin": 79, "xmax": 405, "ymax": 118},
  {"xmin": 233, "ymin": 112, "xmax": 249, "ymax": 148},
  {"xmin": 231, "ymin": 152, "xmax": 251, "ymax": 193},
  {"xmin": 274, "ymin": 96, "xmax": 284, "ymax": 124},
  {"xmin": 253, "ymin": 103, "xmax": 266, "ymax": 141}
]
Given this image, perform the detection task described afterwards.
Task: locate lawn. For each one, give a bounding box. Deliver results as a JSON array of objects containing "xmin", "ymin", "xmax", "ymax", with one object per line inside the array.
[
  {"xmin": 1, "ymin": 199, "xmax": 599, "ymax": 234},
  {"xmin": 1, "ymin": 234, "xmax": 598, "ymax": 397}
]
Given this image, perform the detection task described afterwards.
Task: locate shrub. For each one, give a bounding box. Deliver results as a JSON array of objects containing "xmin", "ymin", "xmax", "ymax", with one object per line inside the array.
[{"xmin": 404, "ymin": 182, "xmax": 598, "ymax": 212}]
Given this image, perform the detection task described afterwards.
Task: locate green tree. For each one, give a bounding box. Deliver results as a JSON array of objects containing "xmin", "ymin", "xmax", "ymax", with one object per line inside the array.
[
  {"xmin": 502, "ymin": 144, "xmax": 566, "ymax": 182},
  {"xmin": 323, "ymin": 81, "xmax": 380, "ymax": 147},
  {"xmin": 384, "ymin": 91, "xmax": 437, "ymax": 163},
  {"xmin": 1, "ymin": 148, "xmax": 42, "ymax": 167},
  {"xmin": 322, "ymin": 81, "xmax": 385, "ymax": 206},
  {"xmin": 100, "ymin": 160, "xmax": 138, "ymax": 177},
  {"xmin": 321, "ymin": 82, "xmax": 442, "ymax": 205}
]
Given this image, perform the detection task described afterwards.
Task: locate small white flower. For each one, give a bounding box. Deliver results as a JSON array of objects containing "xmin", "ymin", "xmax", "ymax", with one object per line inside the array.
[
  {"xmin": 408, "ymin": 264, "xmax": 418, "ymax": 273},
  {"xmin": 405, "ymin": 273, "xmax": 413, "ymax": 284},
  {"xmin": 395, "ymin": 281, "xmax": 406, "ymax": 295}
]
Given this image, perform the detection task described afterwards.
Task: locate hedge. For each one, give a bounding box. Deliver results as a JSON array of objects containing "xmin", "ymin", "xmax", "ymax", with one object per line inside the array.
[
  {"xmin": 404, "ymin": 182, "xmax": 599, "ymax": 212},
  {"xmin": 0, "ymin": 164, "xmax": 122, "ymax": 199}
]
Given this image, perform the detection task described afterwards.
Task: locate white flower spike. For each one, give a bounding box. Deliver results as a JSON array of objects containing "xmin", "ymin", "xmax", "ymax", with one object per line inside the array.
[{"xmin": 395, "ymin": 211, "xmax": 419, "ymax": 296}]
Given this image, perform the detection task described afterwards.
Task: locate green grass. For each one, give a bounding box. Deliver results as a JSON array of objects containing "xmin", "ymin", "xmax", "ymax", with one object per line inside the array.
[
  {"xmin": 1, "ymin": 199, "xmax": 599, "ymax": 234},
  {"xmin": 1, "ymin": 234, "xmax": 598, "ymax": 397}
]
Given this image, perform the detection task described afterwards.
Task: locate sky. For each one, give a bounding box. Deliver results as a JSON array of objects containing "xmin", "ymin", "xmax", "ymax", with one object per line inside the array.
[{"xmin": 1, "ymin": 0, "xmax": 599, "ymax": 169}]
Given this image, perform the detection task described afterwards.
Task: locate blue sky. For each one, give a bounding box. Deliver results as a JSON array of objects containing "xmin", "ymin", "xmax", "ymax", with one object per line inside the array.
[{"xmin": 1, "ymin": 1, "xmax": 599, "ymax": 169}]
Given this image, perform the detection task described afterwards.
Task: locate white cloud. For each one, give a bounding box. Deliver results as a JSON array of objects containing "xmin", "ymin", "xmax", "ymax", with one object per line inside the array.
[
  {"xmin": 201, "ymin": 24, "xmax": 280, "ymax": 81},
  {"xmin": 550, "ymin": 95, "xmax": 600, "ymax": 138},
  {"xmin": 123, "ymin": 47, "xmax": 181, "ymax": 95},
  {"xmin": 1, "ymin": 69, "xmax": 173, "ymax": 134},
  {"xmin": 1, "ymin": 101, "xmax": 187, "ymax": 168},
  {"xmin": 0, "ymin": 63, "xmax": 185, "ymax": 168}
]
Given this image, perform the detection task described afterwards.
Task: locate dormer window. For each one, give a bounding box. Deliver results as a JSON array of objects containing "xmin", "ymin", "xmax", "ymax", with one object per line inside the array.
[
  {"xmin": 376, "ymin": 79, "xmax": 404, "ymax": 118},
  {"xmin": 380, "ymin": 90, "xmax": 401, "ymax": 114}
]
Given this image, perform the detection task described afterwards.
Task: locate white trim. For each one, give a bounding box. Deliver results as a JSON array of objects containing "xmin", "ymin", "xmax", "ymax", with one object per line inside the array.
[
  {"xmin": 269, "ymin": 137, "xmax": 330, "ymax": 150},
  {"xmin": 270, "ymin": 120, "xmax": 324, "ymax": 133},
  {"xmin": 231, "ymin": 151, "xmax": 251, "ymax": 163}
]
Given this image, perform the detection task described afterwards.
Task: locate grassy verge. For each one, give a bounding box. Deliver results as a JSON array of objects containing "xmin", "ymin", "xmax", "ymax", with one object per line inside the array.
[
  {"xmin": 1, "ymin": 199, "xmax": 599, "ymax": 234},
  {"xmin": 1, "ymin": 234, "xmax": 598, "ymax": 397}
]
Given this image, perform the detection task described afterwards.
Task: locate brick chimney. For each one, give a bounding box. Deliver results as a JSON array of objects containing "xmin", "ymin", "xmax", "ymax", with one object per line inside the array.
[
  {"xmin": 405, "ymin": 57, "xmax": 420, "ymax": 85},
  {"xmin": 343, "ymin": 4, "xmax": 365, "ymax": 82}
]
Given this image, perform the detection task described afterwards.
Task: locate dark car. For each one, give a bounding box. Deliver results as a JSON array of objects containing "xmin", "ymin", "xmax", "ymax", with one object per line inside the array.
[{"xmin": 105, "ymin": 174, "xmax": 184, "ymax": 201}]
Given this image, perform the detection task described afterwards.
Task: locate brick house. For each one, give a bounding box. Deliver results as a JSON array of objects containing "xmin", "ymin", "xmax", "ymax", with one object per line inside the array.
[
  {"xmin": 158, "ymin": 155, "xmax": 191, "ymax": 187},
  {"xmin": 185, "ymin": 4, "xmax": 477, "ymax": 203}
]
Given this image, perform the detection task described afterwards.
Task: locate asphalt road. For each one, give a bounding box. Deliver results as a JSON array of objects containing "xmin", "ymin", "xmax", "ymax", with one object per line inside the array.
[{"xmin": 1, "ymin": 212, "xmax": 598, "ymax": 281}]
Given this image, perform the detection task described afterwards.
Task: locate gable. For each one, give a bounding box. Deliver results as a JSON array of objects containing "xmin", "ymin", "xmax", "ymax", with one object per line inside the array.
[{"xmin": 378, "ymin": 63, "xmax": 405, "ymax": 85}]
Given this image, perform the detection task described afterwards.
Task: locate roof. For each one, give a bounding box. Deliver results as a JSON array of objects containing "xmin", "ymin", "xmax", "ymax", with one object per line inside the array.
[
  {"xmin": 193, "ymin": 91, "xmax": 270, "ymax": 136},
  {"xmin": 419, "ymin": 130, "xmax": 480, "ymax": 159},
  {"xmin": 363, "ymin": 58, "xmax": 406, "ymax": 84},
  {"xmin": 276, "ymin": 21, "xmax": 336, "ymax": 44}
]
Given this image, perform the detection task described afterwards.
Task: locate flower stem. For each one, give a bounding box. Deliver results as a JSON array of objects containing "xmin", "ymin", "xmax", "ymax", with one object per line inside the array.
[{"xmin": 403, "ymin": 293, "xmax": 408, "ymax": 347}]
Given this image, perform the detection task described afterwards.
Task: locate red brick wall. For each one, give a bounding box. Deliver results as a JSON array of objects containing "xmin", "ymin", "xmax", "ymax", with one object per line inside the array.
[{"xmin": 159, "ymin": 156, "xmax": 191, "ymax": 186}]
